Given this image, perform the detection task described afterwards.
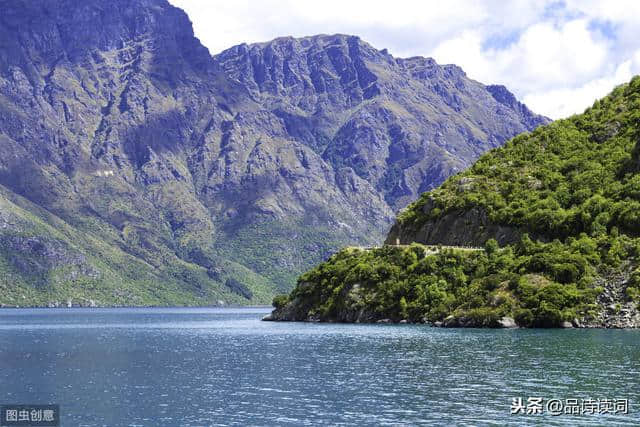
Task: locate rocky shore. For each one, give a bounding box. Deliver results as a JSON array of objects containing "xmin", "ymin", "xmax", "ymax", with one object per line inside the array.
[
  {"xmin": 264, "ymin": 310, "xmax": 639, "ymax": 328},
  {"xmin": 263, "ymin": 268, "xmax": 640, "ymax": 328}
]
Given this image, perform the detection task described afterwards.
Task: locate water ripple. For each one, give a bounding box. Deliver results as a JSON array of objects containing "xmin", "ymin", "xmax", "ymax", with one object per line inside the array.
[{"xmin": 0, "ymin": 308, "xmax": 638, "ymax": 426}]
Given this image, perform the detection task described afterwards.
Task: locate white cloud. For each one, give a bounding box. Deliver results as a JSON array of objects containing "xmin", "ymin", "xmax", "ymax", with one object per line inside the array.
[
  {"xmin": 170, "ymin": 0, "xmax": 490, "ymax": 56},
  {"xmin": 169, "ymin": 0, "xmax": 640, "ymax": 119},
  {"xmin": 524, "ymin": 57, "xmax": 640, "ymax": 118},
  {"xmin": 430, "ymin": 18, "xmax": 612, "ymax": 117}
]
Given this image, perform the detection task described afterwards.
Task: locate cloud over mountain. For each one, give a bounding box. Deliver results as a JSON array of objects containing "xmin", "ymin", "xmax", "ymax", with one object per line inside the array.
[{"xmin": 170, "ymin": 0, "xmax": 640, "ymax": 119}]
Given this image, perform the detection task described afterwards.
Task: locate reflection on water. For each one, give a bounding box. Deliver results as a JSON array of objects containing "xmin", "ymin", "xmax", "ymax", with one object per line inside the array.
[{"xmin": 0, "ymin": 308, "xmax": 638, "ymax": 426}]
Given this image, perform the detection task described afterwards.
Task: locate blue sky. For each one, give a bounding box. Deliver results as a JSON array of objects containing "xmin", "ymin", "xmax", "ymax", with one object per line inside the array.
[{"xmin": 170, "ymin": 0, "xmax": 640, "ymax": 119}]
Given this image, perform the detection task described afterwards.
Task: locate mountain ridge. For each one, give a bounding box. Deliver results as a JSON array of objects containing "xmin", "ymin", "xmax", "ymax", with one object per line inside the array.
[{"xmin": 0, "ymin": 0, "xmax": 548, "ymax": 306}]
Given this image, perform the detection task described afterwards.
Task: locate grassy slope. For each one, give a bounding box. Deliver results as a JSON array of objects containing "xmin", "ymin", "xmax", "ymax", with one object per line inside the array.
[{"xmin": 0, "ymin": 184, "xmax": 275, "ymax": 306}]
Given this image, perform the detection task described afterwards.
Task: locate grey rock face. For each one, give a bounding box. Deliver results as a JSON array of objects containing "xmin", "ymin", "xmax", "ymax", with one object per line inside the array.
[
  {"xmin": 385, "ymin": 207, "xmax": 526, "ymax": 247},
  {"xmin": 0, "ymin": 0, "xmax": 549, "ymax": 303},
  {"xmin": 582, "ymin": 264, "xmax": 640, "ymax": 328},
  {"xmin": 215, "ymin": 35, "xmax": 549, "ymax": 212}
]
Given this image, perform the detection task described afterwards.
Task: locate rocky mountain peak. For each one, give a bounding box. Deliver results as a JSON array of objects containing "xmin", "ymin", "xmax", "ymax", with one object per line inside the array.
[
  {"xmin": 214, "ymin": 33, "xmax": 383, "ymax": 107},
  {"xmin": 1, "ymin": 0, "xmax": 211, "ymax": 71}
]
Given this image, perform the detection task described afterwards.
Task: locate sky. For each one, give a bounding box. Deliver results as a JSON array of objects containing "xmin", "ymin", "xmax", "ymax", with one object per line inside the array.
[{"xmin": 169, "ymin": 0, "xmax": 640, "ymax": 119}]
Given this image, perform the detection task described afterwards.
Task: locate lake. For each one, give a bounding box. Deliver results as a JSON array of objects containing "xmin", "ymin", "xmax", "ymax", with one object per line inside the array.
[{"xmin": 0, "ymin": 308, "xmax": 637, "ymax": 426}]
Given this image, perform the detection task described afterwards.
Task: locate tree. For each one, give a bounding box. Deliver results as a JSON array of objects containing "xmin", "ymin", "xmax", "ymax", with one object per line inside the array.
[{"xmin": 485, "ymin": 238, "xmax": 498, "ymax": 257}]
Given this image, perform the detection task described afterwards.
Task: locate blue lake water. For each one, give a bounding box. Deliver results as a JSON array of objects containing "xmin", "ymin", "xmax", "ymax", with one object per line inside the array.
[{"xmin": 0, "ymin": 307, "xmax": 638, "ymax": 426}]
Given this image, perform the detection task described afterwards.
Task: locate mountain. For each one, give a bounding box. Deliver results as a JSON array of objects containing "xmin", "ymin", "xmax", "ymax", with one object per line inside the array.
[
  {"xmin": 0, "ymin": 0, "xmax": 548, "ymax": 307},
  {"xmin": 268, "ymin": 77, "xmax": 640, "ymax": 328}
]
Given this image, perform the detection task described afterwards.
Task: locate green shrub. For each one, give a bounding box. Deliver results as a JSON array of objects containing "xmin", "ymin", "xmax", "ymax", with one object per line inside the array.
[
  {"xmin": 534, "ymin": 301, "xmax": 563, "ymax": 327},
  {"xmin": 465, "ymin": 307, "xmax": 501, "ymax": 327},
  {"xmin": 272, "ymin": 294, "xmax": 289, "ymax": 309},
  {"xmin": 514, "ymin": 308, "xmax": 534, "ymax": 327}
]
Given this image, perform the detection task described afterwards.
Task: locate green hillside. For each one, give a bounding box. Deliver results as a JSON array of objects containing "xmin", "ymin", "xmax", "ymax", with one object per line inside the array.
[
  {"xmin": 268, "ymin": 77, "xmax": 640, "ymax": 328},
  {"xmin": 0, "ymin": 184, "xmax": 275, "ymax": 307}
]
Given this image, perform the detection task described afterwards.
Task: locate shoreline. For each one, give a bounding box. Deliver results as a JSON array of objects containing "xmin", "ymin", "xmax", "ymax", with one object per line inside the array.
[
  {"xmin": 262, "ymin": 312, "xmax": 640, "ymax": 329},
  {"xmin": 262, "ymin": 317, "xmax": 640, "ymax": 329},
  {"xmin": 0, "ymin": 304, "xmax": 273, "ymax": 310}
]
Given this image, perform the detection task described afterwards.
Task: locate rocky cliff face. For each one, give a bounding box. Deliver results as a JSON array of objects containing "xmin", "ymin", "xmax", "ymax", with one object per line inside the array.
[
  {"xmin": 385, "ymin": 205, "xmax": 524, "ymax": 247},
  {"xmin": 214, "ymin": 36, "xmax": 549, "ymax": 211},
  {"xmin": 0, "ymin": 0, "xmax": 548, "ymax": 306}
]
